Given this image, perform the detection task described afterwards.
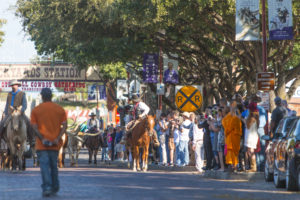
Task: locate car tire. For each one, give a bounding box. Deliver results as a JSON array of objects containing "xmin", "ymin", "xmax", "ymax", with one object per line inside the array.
[
  {"xmin": 286, "ymin": 159, "xmax": 298, "ymax": 191},
  {"xmin": 274, "ymin": 163, "xmax": 285, "ymax": 188},
  {"xmin": 264, "ymin": 160, "xmax": 273, "ymax": 182}
]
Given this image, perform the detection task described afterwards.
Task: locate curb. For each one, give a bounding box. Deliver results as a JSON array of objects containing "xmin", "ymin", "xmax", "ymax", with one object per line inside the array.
[
  {"xmin": 203, "ymin": 170, "xmax": 264, "ymax": 181},
  {"xmin": 97, "ymin": 161, "xmax": 198, "ymax": 172}
]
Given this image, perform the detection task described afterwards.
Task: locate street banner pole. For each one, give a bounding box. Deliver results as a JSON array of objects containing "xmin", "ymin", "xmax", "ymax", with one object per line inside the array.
[
  {"xmin": 262, "ymin": 0, "xmax": 267, "ymax": 72},
  {"xmin": 261, "ymin": 0, "xmax": 269, "ymax": 135},
  {"xmin": 159, "ymin": 47, "xmax": 163, "ymax": 111}
]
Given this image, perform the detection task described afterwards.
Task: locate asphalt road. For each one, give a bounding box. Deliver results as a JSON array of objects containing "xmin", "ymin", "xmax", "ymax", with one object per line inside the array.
[{"xmin": 0, "ymin": 149, "xmax": 299, "ymax": 200}]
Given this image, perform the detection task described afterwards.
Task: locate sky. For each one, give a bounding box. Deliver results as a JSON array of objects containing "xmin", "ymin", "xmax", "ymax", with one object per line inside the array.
[{"xmin": 0, "ymin": 0, "xmax": 37, "ymax": 63}]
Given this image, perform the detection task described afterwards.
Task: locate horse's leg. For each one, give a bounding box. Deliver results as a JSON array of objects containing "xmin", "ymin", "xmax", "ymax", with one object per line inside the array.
[
  {"xmin": 144, "ymin": 142, "xmax": 149, "ymax": 172},
  {"xmin": 94, "ymin": 149, "xmax": 98, "ymax": 165},
  {"xmin": 62, "ymin": 148, "xmax": 66, "ymax": 167},
  {"xmin": 141, "ymin": 146, "xmax": 146, "ymax": 171},
  {"xmin": 136, "ymin": 146, "xmax": 141, "ymax": 171},
  {"xmin": 58, "ymin": 147, "xmax": 63, "ymax": 168},
  {"xmin": 22, "ymin": 155, "xmax": 26, "ymax": 171},
  {"xmin": 9, "ymin": 142, "xmax": 16, "ymax": 171},
  {"xmin": 20, "ymin": 142, "xmax": 26, "ymax": 170},
  {"xmin": 132, "ymin": 146, "xmax": 136, "ymax": 171},
  {"xmin": 88, "ymin": 148, "xmax": 92, "ymax": 164},
  {"xmin": 76, "ymin": 145, "xmax": 81, "ymax": 167}
]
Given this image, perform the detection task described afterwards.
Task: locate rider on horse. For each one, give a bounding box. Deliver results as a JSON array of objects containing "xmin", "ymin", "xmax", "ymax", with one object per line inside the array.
[
  {"xmin": 121, "ymin": 94, "xmax": 159, "ymax": 146},
  {"xmin": 0, "ymin": 80, "xmax": 34, "ymax": 146},
  {"xmin": 82, "ymin": 112, "xmax": 101, "ymax": 147}
]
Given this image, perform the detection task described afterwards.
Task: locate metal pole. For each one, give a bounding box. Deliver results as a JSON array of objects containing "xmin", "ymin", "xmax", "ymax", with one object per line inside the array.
[
  {"xmin": 262, "ymin": 0, "xmax": 267, "ymax": 72},
  {"xmin": 159, "ymin": 47, "xmax": 163, "ymax": 111},
  {"xmin": 262, "ymin": 0, "xmax": 269, "ymax": 135}
]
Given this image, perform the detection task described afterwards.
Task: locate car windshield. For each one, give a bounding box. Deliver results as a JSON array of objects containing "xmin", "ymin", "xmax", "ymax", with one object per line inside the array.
[
  {"xmin": 284, "ymin": 118, "xmax": 297, "ymax": 137},
  {"xmin": 294, "ymin": 120, "xmax": 300, "ymax": 137}
]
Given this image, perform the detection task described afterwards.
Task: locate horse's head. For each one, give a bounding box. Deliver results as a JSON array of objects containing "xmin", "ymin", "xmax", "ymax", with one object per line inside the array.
[
  {"xmin": 10, "ymin": 106, "xmax": 23, "ymax": 131},
  {"xmin": 146, "ymin": 115, "xmax": 155, "ymax": 132}
]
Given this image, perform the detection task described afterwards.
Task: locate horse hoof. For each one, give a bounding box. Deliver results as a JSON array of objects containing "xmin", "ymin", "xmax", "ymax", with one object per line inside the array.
[
  {"xmin": 133, "ymin": 168, "xmax": 137, "ymax": 172},
  {"xmin": 137, "ymin": 168, "xmax": 141, "ymax": 171}
]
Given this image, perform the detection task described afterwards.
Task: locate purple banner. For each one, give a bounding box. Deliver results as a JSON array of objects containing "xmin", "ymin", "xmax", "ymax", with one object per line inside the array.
[
  {"xmin": 143, "ymin": 54, "xmax": 158, "ymax": 83},
  {"xmin": 268, "ymin": 0, "xmax": 293, "ymax": 40}
]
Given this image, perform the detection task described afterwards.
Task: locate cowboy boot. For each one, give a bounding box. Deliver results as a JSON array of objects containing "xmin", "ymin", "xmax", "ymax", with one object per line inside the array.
[{"xmin": 247, "ymin": 156, "xmax": 257, "ymax": 172}]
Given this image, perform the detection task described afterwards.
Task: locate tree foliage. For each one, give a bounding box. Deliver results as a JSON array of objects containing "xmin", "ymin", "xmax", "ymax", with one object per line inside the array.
[
  {"xmin": 0, "ymin": 19, "xmax": 6, "ymax": 47},
  {"xmin": 16, "ymin": 0, "xmax": 300, "ymax": 106}
]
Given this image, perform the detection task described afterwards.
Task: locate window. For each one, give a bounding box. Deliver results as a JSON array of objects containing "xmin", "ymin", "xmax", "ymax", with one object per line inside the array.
[
  {"xmin": 283, "ymin": 118, "xmax": 297, "ymax": 137},
  {"xmin": 275, "ymin": 120, "xmax": 284, "ymax": 138}
]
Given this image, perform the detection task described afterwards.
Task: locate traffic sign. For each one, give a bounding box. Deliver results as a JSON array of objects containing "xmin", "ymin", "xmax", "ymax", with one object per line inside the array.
[
  {"xmin": 175, "ymin": 86, "xmax": 202, "ymax": 112},
  {"xmin": 257, "ymin": 72, "xmax": 275, "ymax": 91}
]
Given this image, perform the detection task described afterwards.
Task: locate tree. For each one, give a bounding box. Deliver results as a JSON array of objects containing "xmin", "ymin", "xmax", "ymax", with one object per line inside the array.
[
  {"xmin": 16, "ymin": 0, "xmax": 300, "ymax": 109},
  {"xmin": 0, "ymin": 19, "xmax": 6, "ymax": 47}
]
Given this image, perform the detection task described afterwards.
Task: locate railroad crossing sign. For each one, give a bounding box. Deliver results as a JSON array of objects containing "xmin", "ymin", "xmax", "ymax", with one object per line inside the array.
[{"xmin": 175, "ymin": 85, "xmax": 203, "ymax": 112}]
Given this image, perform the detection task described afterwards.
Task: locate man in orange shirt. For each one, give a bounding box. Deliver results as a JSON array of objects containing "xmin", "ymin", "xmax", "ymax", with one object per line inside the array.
[{"xmin": 31, "ymin": 88, "xmax": 67, "ymax": 197}]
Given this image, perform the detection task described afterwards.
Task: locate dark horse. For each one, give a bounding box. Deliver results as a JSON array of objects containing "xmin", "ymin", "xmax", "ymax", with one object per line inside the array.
[
  {"xmin": 129, "ymin": 115, "xmax": 155, "ymax": 172},
  {"xmin": 85, "ymin": 130, "xmax": 102, "ymax": 165}
]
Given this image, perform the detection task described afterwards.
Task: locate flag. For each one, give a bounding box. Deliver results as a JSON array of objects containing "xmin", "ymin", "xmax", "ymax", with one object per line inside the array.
[
  {"xmin": 268, "ymin": 0, "xmax": 293, "ymax": 40},
  {"xmin": 236, "ymin": 0, "xmax": 260, "ymax": 41},
  {"xmin": 143, "ymin": 54, "xmax": 158, "ymax": 83}
]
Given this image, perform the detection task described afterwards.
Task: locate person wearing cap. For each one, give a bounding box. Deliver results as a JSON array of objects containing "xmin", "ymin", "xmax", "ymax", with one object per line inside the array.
[
  {"xmin": 81, "ymin": 112, "xmax": 101, "ymax": 148},
  {"xmin": 282, "ymin": 100, "xmax": 293, "ymax": 117},
  {"xmin": 86, "ymin": 112, "xmax": 100, "ymax": 133},
  {"xmin": 270, "ymin": 97, "xmax": 286, "ymax": 134},
  {"xmin": 178, "ymin": 112, "xmax": 192, "ymax": 166},
  {"xmin": 0, "ymin": 80, "xmax": 31, "ymax": 142},
  {"xmin": 30, "ymin": 88, "xmax": 67, "ymax": 197}
]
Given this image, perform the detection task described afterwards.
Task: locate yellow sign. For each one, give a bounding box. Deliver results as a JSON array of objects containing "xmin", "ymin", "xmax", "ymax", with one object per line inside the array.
[{"xmin": 175, "ymin": 86, "xmax": 202, "ymax": 112}]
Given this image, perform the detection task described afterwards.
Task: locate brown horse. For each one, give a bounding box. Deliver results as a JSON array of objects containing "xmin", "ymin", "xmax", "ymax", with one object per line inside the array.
[{"xmin": 130, "ymin": 115, "xmax": 155, "ymax": 172}]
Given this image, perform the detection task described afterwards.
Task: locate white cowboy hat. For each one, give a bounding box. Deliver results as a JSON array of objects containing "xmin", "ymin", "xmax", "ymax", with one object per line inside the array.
[
  {"xmin": 182, "ymin": 112, "xmax": 190, "ymax": 118},
  {"xmin": 9, "ymin": 79, "xmax": 22, "ymax": 86}
]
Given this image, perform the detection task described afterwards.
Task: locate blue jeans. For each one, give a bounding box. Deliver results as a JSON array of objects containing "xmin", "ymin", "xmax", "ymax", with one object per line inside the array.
[
  {"xmin": 36, "ymin": 150, "xmax": 59, "ymax": 192},
  {"xmin": 101, "ymin": 147, "xmax": 108, "ymax": 161},
  {"xmin": 178, "ymin": 141, "xmax": 189, "ymax": 165},
  {"xmin": 175, "ymin": 142, "xmax": 180, "ymax": 165}
]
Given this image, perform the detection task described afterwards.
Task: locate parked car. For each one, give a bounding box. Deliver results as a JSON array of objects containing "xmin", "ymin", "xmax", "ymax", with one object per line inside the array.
[
  {"xmin": 263, "ymin": 116, "xmax": 300, "ymax": 191},
  {"xmin": 262, "ymin": 117, "xmax": 298, "ymax": 181}
]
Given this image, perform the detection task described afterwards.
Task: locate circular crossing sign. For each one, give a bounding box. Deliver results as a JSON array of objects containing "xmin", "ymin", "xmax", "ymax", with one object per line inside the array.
[{"xmin": 175, "ymin": 86, "xmax": 203, "ymax": 112}]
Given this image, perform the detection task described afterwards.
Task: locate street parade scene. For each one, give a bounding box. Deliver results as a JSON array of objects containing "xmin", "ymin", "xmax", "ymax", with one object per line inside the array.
[{"xmin": 0, "ymin": 0, "xmax": 299, "ymax": 200}]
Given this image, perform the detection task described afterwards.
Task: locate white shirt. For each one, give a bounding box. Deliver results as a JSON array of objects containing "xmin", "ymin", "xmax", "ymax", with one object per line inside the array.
[
  {"xmin": 136, "ymin": 102, "xmax": 150, "ymax": 118},
  {"xmin": 193, "ymin": 124, "xmax": 204, "ymax": 145},
  {"xmin": 180, "ymin": 119, "xmax": 192, "ymax": 141}
]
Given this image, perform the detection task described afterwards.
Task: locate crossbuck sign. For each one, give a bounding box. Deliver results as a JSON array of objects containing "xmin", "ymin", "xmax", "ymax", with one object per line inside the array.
[{"xmin": 175, "ymin": 85, "xmax": 203, "ymax": 112}]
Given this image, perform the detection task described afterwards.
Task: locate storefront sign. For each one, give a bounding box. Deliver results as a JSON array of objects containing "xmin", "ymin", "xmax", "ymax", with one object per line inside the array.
[{"xmin": 0, "ymin": 64, "xmax": 100, "ymax": 81}]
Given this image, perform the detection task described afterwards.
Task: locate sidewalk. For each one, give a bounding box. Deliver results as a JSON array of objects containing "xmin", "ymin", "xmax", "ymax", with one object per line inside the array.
[
  {"xmin": 97, "ymin": 160, "xmax": 198, "ymax": 172},
  {"xmin": 203, "ymin": 170, "xmax": 264, "ymax": 181},
  {"xmin": 93, "ymin": 160, "xmax": 264, "ymax": 181}
]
